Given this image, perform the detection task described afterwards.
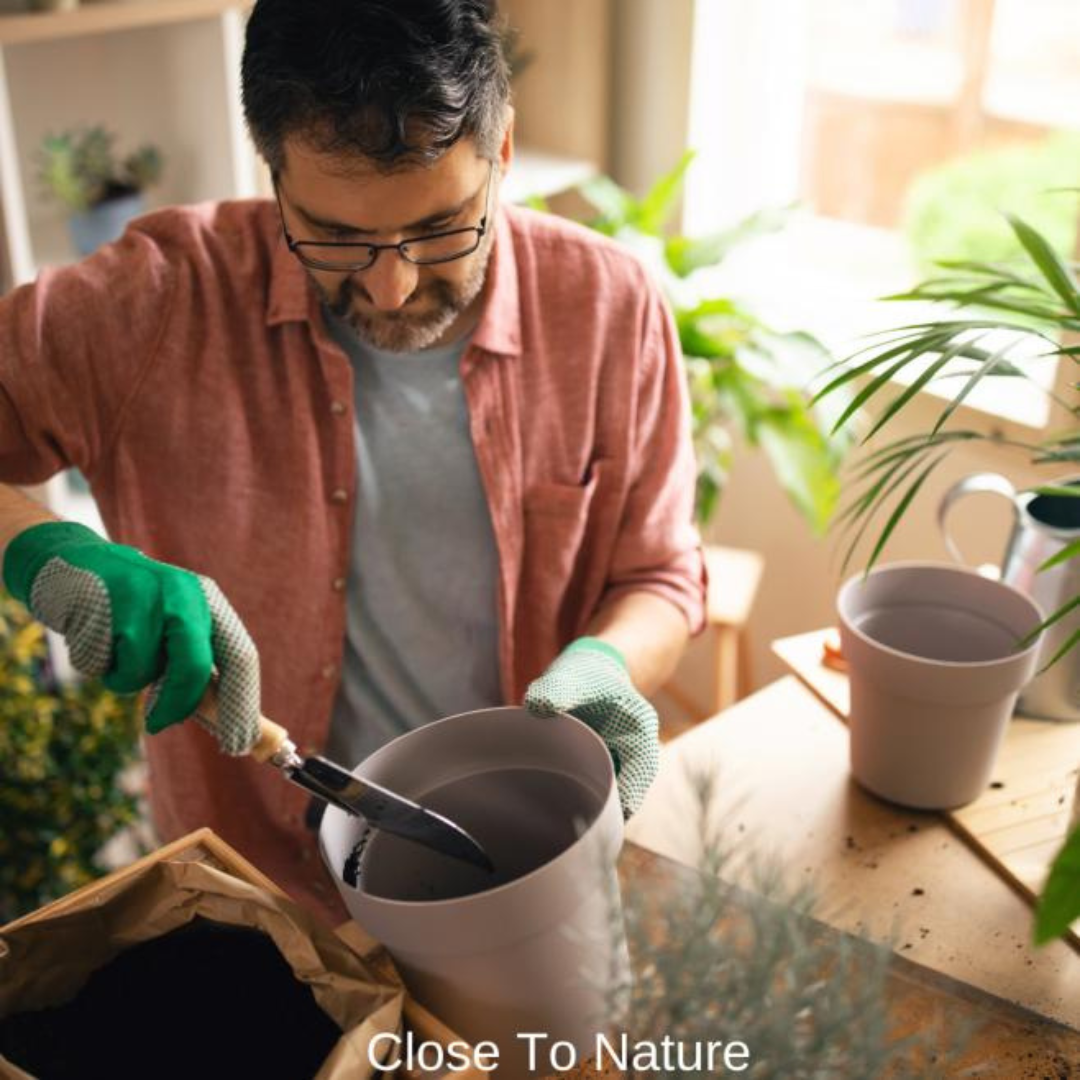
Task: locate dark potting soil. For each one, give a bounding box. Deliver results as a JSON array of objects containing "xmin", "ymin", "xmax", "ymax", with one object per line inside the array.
[{"xmin": 0, "ymin": 918, "xmax": 341, "ymax": 1080}]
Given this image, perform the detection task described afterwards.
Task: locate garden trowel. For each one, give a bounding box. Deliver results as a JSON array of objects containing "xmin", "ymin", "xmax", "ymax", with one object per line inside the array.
[{"xmin": 193, "ymin": 684, "xmax": 493, "ymax": 872}]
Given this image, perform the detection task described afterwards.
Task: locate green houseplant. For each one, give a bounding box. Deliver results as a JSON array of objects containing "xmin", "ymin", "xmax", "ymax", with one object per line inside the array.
[
  {"xmin": 556, "ymin": 153, "xmax": 854, "ymax": 533},
  {"xmin": 808, "ymin": 208, "xmax": 1079, "ymax": 943},
  {"xmin": 36, "ymin": 125, "xmax": 163, "ymax": 257},
  {"xmin": 0, "ymin": 587, "xmax": 144, "ymax": 922}
]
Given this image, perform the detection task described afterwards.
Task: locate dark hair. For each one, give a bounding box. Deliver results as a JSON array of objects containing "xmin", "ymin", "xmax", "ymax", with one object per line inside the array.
[{"xmin": 241, "ymin": 0, "xmax": 511, "ymax": 174}]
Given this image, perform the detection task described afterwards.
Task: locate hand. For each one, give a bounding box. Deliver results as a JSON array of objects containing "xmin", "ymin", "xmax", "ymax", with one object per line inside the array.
[
  {"xmin": 2, "ymin": 521, "xmax": 260, "ymax": 755},
  {"xmin": 523, "ymin": 636, "xmax": 659, "ymax": 818}
]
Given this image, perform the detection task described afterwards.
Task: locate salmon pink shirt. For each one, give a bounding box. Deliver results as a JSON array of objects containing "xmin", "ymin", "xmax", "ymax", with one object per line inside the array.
[{"xmin": 0, "ymin": 200, "xmax": 707, "ymax": 923}]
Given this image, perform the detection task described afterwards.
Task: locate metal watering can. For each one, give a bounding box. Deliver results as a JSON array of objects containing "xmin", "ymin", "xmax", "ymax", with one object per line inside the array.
[{"xmin": 938, "ymin": 473, "xmax": 1080, "ymax": 723}]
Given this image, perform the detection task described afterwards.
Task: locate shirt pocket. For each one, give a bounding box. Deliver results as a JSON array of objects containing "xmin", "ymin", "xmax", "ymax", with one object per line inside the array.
[
  {"xmin": 521, "ymin": 458, "xmax": 610, "ymax": 625},
  {"xmin": 525, "ymin": 455, "xmax": 606, "ymax": 533}
]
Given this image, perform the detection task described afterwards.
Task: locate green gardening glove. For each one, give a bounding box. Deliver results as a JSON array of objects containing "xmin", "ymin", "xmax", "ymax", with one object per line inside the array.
[
  {"xmin": 524, "ymin": 637, "xmax": 659, "ymax": 819},
  {"xmin": 2, "ymin": 521, "xmax": 260, "ymax": 755}
]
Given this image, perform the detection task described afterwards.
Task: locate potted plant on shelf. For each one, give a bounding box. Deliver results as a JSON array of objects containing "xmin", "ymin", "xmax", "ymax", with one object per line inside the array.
[
  {"xmin": 36, "ymin": 125, "xmax": 163, "ymax": 257},
  {"xmin": 808, "ymin": 206, "xmax": 1080, "ymax": 944}
]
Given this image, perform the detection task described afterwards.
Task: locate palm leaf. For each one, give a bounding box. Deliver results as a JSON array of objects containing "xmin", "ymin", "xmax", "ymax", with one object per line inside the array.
[
  {"xmin": 931, "ymin": 337, "xmax": 1024, "ymax": 435},
  {"xmin": 1016, "ymin": 593, "xmax": 1080, "ymax": 649},
  {"xmin": 835, "ymin": 440, "xmax": 936, "ymax": 528},
  {"xmin": 850, "ymin": 430, "xmax": 982, "ymax": 475},
  {"xmin": 1039, "ymin": 539, "xmax": 1080, "ymax": 573},
  {"xmin": 813, "ymin": 333, "xmax": 955, "ymax": 429},
  {"xmin": 830, "ymin": 353, "xmax": 937, "ymax": 435},
  {"xmin": 1038, "ymin": 625, "xmax": 1080, "ymax": 673},
  {"xmin": 1008, "ymin": 214, "xmax": 1080, "ymax": 317},
  {"xmin": 862, "ymin": 335, "xmax": 987, "ymax": 442},
  {"xmin": 862, "ymin": 453, "xmax": 951, "ymax": 574},
  {"xmin": 838, "ymin": 448, "xmax": 943, "ymax": 574},
  {"xmin": 809, "ymin": 324, "xmax": 941, "ymax": 383},
  {"xmin": 1034, "ymin": 824, "xmax": 1080, "ymax": 944}
]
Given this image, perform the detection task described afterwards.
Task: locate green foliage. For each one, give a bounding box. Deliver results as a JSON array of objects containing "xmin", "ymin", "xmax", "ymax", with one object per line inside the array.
[
  {"xmin": 1036, "ymin": 816, "xmax": 1080, "ymax": 944},
  {"xmin": 809, "ymin": 209, "xmax": 1080, "ymax": 944},
  {"xmin": 36, "ymin": 126, "xmax": 164, "ymax": 213},
  {"xmin": 809, "ymin": 211, "xmax": 1080, "ymax": 576},
  {"xmin": 0, "ymin": 588, "xmax": 143, "ymax": 922},
  {"xmin": 122, "ymin": 145, "xmax": 164, "ymax": 193},
  {"xmin": 903, "ymin": 132, "xmax": 1080, "ymax": 273},
  {"xmin": 569, "ymin": 152, "xmax": 852, "ymax": 532},
  {"xmin": 604, "ymin": 772, "xmax": 976, "ymax": 1077}
]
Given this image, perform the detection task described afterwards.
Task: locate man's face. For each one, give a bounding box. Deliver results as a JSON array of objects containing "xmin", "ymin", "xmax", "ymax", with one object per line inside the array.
[{"xmin": 276, "ymin": 138, "xmax": 501, "ymax": 352}]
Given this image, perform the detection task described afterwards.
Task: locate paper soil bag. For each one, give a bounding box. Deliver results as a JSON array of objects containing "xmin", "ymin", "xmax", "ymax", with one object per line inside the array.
[{"xmin": 0, "ymin": 843, "xmax": 404, "ymax": 1080}]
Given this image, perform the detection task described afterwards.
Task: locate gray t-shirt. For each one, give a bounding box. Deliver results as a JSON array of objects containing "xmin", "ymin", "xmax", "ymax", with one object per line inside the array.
[{"xmin": 322, "ymin": 310, "xmax": 503, "ymax": 768}]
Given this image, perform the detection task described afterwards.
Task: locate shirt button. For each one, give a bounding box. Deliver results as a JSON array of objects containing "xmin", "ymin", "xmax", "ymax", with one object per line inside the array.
[
  {"xmin": 332, "ymin": 577, "xmax": 346, "ymax": 592},
  {"xmin": 330, "ymin": 487, "xmax": 348, "ymax": 504},
  {"xmin": 330, "ymin": 400, "xmax": 346, "ymax": 415},
  {"xmin": 322, "ymin": 664, "xmax": 335, "ymax": 679}
]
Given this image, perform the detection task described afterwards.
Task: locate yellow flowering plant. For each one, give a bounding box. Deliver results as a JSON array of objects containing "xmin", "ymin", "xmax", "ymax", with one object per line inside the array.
[{"xmin": 0, "ymin": 587, "xmax": 143, "ymax": 922}]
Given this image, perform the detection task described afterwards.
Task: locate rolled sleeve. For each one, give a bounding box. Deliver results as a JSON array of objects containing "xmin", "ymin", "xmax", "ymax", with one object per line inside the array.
[{"xmin": 602, "ymin": 287, "xmax": 708, "ymax": 636}]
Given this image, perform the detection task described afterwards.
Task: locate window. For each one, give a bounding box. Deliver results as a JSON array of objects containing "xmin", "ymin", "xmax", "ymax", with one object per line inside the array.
[{"xmin": 684, "ymin": 0, "xmax": 1078, "ymax": 432}]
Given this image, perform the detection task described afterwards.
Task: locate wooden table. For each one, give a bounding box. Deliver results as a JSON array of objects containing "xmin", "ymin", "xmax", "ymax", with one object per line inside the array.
[
  {"xmin": 625, "ymin": 675, "xmax": 1080, "ymax": 1045},
  {"xmin": 773, "ymin": 627, "xmax": 1080, "ymax": 950},
  {"xmin": 599, "ymin": 845, "xmax": 1080, "ymax": 1078}
]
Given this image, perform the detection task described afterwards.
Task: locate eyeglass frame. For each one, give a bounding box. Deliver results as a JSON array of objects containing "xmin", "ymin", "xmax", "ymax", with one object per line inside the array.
[{"xmin": 274, "ymin": 160, "xmax": 496, "ymax": 273}]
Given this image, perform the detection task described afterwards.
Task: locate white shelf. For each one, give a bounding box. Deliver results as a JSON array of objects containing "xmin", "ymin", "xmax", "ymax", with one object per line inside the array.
[
  {"xmin": 0, "ymin": 0, "xmax": 257, "ymax": 289},
  {"xmin": 0, "ymin": 0, "xmax": 250, "ymax": 46}
]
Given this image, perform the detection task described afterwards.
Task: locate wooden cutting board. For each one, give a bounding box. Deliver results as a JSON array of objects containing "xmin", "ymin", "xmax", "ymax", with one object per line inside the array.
[{"xmin": 772, "ymin": 629, "xmax": 1080, "ymax": 951}]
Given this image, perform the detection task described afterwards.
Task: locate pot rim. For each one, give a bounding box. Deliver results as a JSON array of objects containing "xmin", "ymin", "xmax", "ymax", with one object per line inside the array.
[
  {"xmin": 837, "ymin": 560, "xmax": 1044, "ymax": 671},
  {"xmin": 320, "ymin": 707, "xmax": 620, "ymax": 912}
]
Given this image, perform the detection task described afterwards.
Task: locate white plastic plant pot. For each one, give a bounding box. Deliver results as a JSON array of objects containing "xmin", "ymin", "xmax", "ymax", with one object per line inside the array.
[
  {"xmin": 838, "ymin": 562, "xmax": 1044, "ymax": 810},
  {"xmin": 319, "ymin": 706, "xmax": 628, "ymax": 1079}
]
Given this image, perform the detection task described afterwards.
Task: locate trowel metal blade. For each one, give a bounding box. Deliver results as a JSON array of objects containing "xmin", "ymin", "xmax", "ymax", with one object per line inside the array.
[{"xmin": 293, "ymin": 755, "xmax": 494, "ymax": 872}]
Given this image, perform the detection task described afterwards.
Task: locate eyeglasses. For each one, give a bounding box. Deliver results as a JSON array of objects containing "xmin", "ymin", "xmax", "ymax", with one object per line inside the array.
[{"xmin": 276, "ymin": 162, "xmax": 495, "ymax": 273}]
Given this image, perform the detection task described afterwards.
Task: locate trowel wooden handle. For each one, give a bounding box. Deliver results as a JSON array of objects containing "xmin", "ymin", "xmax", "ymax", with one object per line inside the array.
[{"xmin": 193, "ymin": 677, "xmax": 292, "ymax": 764}]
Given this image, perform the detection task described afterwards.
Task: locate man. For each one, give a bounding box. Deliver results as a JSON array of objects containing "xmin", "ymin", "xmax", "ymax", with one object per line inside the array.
[{"xmin": 0, "ymin": 0, "xmax": 705, "ymax": 922}]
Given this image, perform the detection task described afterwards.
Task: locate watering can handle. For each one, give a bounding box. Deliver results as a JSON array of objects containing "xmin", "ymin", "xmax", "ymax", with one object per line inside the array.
[{"xmin": 937, "ymin": 472, "xmax": 1019, "ymax": 571}]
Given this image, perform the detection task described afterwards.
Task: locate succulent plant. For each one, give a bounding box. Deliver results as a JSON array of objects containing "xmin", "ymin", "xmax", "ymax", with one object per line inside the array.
[{"xmin": 36, "ymin": 126, "xmax": 163, "ymax": 213}]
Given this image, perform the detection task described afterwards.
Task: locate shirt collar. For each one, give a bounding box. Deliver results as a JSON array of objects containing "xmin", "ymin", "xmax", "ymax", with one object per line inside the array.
[
  {"xmin": 469, "ymin": 206, "xmax": 521, "ymax": 357},
  {"xmin": 266, "ymin": 229, "xmax": 312, "ymax": 328},
  {"xmin": 265, "ymin": 204, "xmax": 522, "ymax": 356}
]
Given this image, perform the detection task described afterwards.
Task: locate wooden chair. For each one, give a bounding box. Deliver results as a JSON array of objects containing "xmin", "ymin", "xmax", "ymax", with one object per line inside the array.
[{"xmin": 658, "ymin": 544, "xmax": 764, "ymax": 737}]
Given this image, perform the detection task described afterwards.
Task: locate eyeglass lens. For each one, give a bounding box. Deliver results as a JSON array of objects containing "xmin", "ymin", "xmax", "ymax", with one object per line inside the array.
[{"xmin": 297, "ymin": 229, "xmax": 482, "ymax": 270}]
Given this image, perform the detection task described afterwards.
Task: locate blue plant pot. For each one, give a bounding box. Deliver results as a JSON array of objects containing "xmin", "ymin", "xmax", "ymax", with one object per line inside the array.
[{"xmin": 68, "ymin": 192, "xmax": 146, "ymax": 257}]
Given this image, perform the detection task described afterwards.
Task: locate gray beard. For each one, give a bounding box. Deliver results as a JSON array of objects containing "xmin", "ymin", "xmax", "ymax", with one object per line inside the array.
[{"xmin": 321, "ymin": 233, "xmax": 494, "ymax": 353}]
